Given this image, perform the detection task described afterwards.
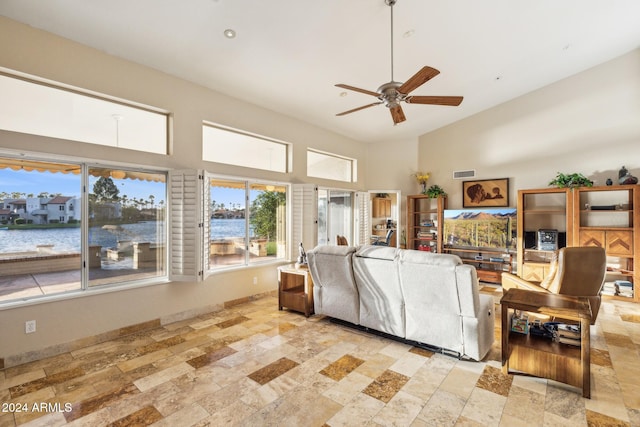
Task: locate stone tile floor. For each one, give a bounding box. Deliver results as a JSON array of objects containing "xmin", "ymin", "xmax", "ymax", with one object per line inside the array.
[{"xmin": 1, "ymin": 287, "xmax": 639, "ymax": 426}]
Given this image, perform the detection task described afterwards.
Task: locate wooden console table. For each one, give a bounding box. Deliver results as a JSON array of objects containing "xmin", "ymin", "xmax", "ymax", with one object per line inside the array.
[
  {"xmin": 278, "ymin": 264, "xmax": 314, "ymax": 317},
  {"xmin": 501, "ymin": 288, "xmax": 592, "ymax": 398}
]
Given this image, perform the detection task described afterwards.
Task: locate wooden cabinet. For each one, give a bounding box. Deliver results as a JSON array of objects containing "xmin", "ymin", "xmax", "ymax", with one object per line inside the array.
[
  {"xmin": 278, "ymin": 265, "xmax": 314, "ymax": 317},
  {"xmin": 407, "ymin": 195, "xmax": 446, "ymax": 253},
  {"xmin": 444, "ymin": 248, "xmax": 513, "ymax": 284},
  {"xmin": 501, "ymin": 289, "xmax": 592, "ymax": 398},
  {"xmin": 516, "ymin": 185, "xmax": 639, "ymax": 302},
  {"xmin": 517, "ymin": 188, "xmax": 572, "ymax": 280},
  {"xmin": 571, "ymin": 185, "xmax": 639, "ymax": 300},
  {"xmin": 372, "ymin": 197, "xmax": 391, "ymax": 218}
]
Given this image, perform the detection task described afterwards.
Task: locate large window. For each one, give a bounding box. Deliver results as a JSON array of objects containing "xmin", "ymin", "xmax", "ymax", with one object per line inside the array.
[
  {"xmin": 210, "ymin": 178, "xmax": 287, "ymax": 269},
  {"xmin": 0, "ymin": 156, "xmax": 167, "ymax": 305},
  {"xmin": 203, "ymin": 123, "xmax": 291, "ymax": 173},
  {"xmin": 307, "ymin": 149, "xmax": 357, "ymax": 182},
  {"xmin": 0, "ymin": 72, "xmax": 168, "ymax": 154}
]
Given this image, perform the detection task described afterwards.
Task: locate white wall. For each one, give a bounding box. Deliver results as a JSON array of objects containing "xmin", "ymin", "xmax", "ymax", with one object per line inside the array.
[{"xmin": 0, "ymin": 17, "xmax": 367, "ymax": 362}]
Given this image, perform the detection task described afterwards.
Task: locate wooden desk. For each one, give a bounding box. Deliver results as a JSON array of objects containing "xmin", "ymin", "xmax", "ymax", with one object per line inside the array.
[
  {"xmin": 500, "ymin": 289, "xmax": 592, "ymax": 398},
  {"xmin": 278, "ymin": 264, "xmax": 314, "ymax": 317}
]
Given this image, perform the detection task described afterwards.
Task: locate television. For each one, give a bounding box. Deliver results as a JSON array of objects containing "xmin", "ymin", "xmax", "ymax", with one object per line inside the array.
[{"xmin": 443, "ymin": 208, "xmax": 517, "ymax": 251}]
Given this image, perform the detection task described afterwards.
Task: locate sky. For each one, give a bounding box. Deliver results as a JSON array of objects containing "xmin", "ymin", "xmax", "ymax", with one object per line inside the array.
[
  {"xmin": 0, "ymin": 168, "xmax": 249, "ymax": 208},
  {"xmin": 0, "ymin": 168, "xmax": 165, "ymax": 203}
]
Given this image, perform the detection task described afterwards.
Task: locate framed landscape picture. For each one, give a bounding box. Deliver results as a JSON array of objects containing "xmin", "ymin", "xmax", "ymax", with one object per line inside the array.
[{"xmin": 462, "ymin": 178, "xmax": 509, "ymax": 208}]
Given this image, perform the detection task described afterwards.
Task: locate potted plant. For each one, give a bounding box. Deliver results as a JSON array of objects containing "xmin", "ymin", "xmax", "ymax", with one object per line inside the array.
[
  {"xmin": 548, "ymin": 172, "xmax": 593, "ymax": 188},
  {"xmin": 425, "ymin": 185, "xmax": 447, "ymax": 198}
]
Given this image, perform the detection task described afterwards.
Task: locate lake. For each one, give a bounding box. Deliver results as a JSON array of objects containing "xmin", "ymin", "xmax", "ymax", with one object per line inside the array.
[{"xmin": 0, "ymin": 219, "xmax": 252, "ymax": 253}]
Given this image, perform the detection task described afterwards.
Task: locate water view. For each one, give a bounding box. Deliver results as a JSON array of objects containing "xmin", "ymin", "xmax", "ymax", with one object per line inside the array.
[{"xmin": 0, "ymin": 219, "xmax": 250, "ymax": 253}]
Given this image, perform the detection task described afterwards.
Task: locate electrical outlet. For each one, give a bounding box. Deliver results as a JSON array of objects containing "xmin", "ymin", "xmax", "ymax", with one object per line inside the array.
[
  {"xmin": 25, "ymin": 320, "xmax": 36, "ymax": 334},
  {"xmin": 253, "ymin": 277, "xmax": 258, "ymax": 285}
]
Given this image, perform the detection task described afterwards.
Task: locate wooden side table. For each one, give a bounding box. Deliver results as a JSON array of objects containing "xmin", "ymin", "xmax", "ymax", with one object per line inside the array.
[
  {"xmin": 278, "ymin": 264, "xmax": 314, "ymax": 317},
  {"xmin": 501, "ymin": 288, "xmax": 592, "ymax": 398}
]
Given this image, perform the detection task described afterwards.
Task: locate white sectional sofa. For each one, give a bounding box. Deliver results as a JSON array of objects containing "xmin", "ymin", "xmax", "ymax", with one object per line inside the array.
[{"xmin": 307, "ymin": 244, "xmax": 495, "ymax": 361}]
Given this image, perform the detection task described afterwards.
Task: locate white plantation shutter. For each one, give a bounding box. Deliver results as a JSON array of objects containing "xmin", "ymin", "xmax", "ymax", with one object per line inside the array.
[
  {"xmin": 355, "ymin": 191, "xmax": 370, "ymax": 245},
  {"xmin": 201, "ymin": 173, "xmax": 211, "ymax": 279},
  {"xmin": 291, "ymin": 184, "xmax": 318, "ymax": 260},
  {"xmin": 169, "ymin": 169, "xmax": 206, "ymax": 281}
]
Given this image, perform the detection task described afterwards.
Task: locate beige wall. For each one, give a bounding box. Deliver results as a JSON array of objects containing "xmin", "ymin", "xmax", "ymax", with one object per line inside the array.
[
  {"xmin": 0, "ymin": 17, "xmax": 367, "ymax": 361},
  {"xmin": 1, "ymin": 14, "xmax": 639, "ymax": 363},
  {"xmin": 417, "ymin": 49, "xmax": 640, "ymax": 209}
]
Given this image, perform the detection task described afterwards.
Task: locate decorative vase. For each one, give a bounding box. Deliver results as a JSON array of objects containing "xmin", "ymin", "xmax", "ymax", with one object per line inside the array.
[
  {"xmin": 618, "ymin": 166, "xmax": 638, "ymax": 185},
  {"xmin": 421, "ymin": 182, "xmax": 427, "ymax": 194}
]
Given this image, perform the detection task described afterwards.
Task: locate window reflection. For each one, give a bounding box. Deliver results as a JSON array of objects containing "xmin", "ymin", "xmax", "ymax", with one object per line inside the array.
[
  {"xmin": 210, "ymin": 179, "xmax": 287, "ymax": 269},
  {"xmin": 0, "ymin": 158, "xmax": 82, "ymax": 302},
  {"xmin": 88, "ymin": 168, "xmax": 166, "ymax": 287}
]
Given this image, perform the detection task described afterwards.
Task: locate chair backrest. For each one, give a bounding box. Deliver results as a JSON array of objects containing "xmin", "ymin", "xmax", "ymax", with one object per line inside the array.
[
  {"xmin": 384, "ymin": 229, "xmax": 395, "ymax": 244},
  {"xmin": 548, "ymin": 247, "xmax": 606, "ymax": 296},
  {"xmin": 548, "ymin": 246, "xmax": 606, "ymax": 323},
  {"xmin": 336, "ymin": 235, "xmax": 348, "ymax": 246}
]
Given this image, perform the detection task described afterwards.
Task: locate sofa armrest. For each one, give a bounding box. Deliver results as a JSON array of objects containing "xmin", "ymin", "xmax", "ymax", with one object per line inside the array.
[{"xmin": 501, "ymin": 272, "xmax": 549, "ymax": 293}]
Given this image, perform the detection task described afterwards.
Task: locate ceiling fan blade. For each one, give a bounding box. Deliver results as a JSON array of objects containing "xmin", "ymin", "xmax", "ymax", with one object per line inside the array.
[
  {"xmin": 335, "ymin": 84, "xmax": 380, "ymax": 98},
  {"xmin": 405, "ymin": 96, "xmax": 463, "ymax": 106},
  {"xmin": 390, "ymin": 105, "xmax": 406, "ymax": 125},
  {"xmin": 336, "ymin": 102, "xmax": 382, "ymax": 116},
  {"xmin": 398, "ymin": 66, "xmax": 440, "ymax": 95}
]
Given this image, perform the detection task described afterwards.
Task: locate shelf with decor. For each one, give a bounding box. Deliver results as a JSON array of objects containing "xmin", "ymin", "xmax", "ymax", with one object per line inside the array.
[
  {"xmin": 515, "ymin": 185, "xmax": 638, "ymax": 303},
  {"xmin": 407, "ymin": 195, "xmax": 446, "ymax": 253},
  {"xmin": 517, "ymin": 188, "xmax": 572, "ymax": 282},
  {"xmin": 571, "ymin": 185, "xmax": 639, "ymax": 301},
  {"xmin": 443, "ymin": 247, "xmax": 514, "ymax": 284}
]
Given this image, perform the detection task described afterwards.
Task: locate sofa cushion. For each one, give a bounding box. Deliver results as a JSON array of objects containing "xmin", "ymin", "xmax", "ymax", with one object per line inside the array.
[
  {"xmin": 398, "ymin": 249, "xmax": 462, "ymax": 267},
  {"xmin": 311, "ymin": 245, "xmax": 358, "ymax": 257},
  {"xmin": 307, "ymin": 245, "xmax": 359, "ymax": 325},
  {"xmin": 353, "ymin": 246, "xmax": 404, "ymax": 337}
]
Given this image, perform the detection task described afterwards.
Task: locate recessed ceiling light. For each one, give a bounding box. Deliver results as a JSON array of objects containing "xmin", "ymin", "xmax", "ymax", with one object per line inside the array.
[
  {"xmin": 223, "ymin": 29, "xmax": 236, "ymax": 39},
  {"xmin": 403, "ymin": 29, "xmax": 415, "ymax": 38},
  {"xmin": 339, "ymin": 92, "xmax": 347, "ymax": 97}
]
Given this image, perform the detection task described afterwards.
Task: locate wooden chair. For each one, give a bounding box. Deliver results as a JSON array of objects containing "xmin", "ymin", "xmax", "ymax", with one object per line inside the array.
[
  {"xmin": 502, "ymin": 246, "xmax": 606, "ymax": 324},
  {"xmin": 336, "ymin": 235, "xmax": 348, "ymax": 246}
]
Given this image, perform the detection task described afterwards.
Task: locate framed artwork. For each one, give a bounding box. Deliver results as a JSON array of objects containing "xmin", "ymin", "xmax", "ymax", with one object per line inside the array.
[{"xmin": 462, "ymin": 178, "xmax": 509, "ymax": 208}]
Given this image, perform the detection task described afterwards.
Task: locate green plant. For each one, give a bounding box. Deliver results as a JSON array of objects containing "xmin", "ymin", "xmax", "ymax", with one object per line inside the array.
[
  {"xmin": 425, "ymin": 185, "xmax": 447, "ymax": 198},
  {"xmin": 548, "ymin": 172, "xmax": 593, "ymax": 188}
]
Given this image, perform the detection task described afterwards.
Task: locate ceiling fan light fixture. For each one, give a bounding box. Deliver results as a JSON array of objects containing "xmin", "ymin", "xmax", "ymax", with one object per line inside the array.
[{"xmin": 334, "ymin": 0, "xmax": 463, "ymax": 125}]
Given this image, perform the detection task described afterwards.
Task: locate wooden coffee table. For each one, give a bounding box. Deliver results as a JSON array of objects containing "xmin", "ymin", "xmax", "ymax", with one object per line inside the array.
[{"xmin": 500, "ymin": 288, "xmax": 592, "ymax": 398}]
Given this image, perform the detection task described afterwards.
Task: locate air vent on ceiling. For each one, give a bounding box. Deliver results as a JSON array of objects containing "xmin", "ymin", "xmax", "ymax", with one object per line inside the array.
[{"xmin": 453, "ymin": 169, "xmax": 476, "ymax": 179}]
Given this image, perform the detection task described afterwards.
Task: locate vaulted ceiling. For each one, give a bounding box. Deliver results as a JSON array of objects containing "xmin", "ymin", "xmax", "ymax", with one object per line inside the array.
[{"xmin": 1, "ymin": 0, "xmax": 639, "ymax": 143}]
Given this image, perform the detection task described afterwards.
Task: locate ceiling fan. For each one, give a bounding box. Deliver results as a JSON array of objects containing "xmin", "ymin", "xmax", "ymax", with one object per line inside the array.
[{"xmin": 335, "ymin": 0, "xmax": 463, "ymax": 125}]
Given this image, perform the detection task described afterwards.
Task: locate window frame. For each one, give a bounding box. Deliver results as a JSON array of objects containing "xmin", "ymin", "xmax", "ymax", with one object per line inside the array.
[
  {"xmin": 306, "ymin": 148, "xmax": 357, "ymax": 183},
  {"xmin": 0, "ymin": 152, "xmax": 170, "ymax": 309},
  {"xmin": 207, "ymin": 173, "xmax": 290, "ymax": 272},
  {"xmin": 0, "ymin": 68, "xmax": 170, "ymax": 155},
  {"xmin": 202, "ymin": 122, "xmax": 292, "ymax": 173}
]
